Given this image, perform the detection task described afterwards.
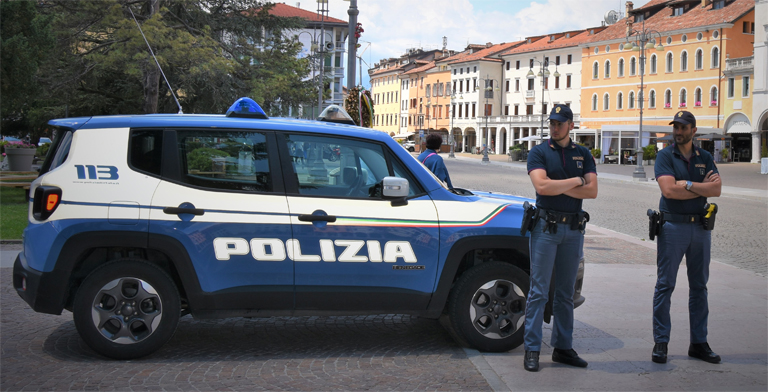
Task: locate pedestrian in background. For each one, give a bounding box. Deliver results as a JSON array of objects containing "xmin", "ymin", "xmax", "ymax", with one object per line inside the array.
[
  {"xmin": 523, "ymin": 104, "xmax": 598, "ymax": 372},
  {"xmin": 651, "ymin": 111, "xmax": 722, "ymax": 364},
  {"xmin": 418, "ymin": 133, "xmax": 453, "ymax": 189}
]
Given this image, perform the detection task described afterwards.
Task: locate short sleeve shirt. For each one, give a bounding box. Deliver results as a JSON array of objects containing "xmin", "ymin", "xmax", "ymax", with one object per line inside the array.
[
  {"xmin": 417, "ymin": 149, "xmax": 453, "ymax": 189},
  {"xmin": 655, "ymin": 144, "xmax": 718, "ymax": 214},
  {"xmin": 527, "ymin": 139, "xmax": 597, "ymax": 213}
]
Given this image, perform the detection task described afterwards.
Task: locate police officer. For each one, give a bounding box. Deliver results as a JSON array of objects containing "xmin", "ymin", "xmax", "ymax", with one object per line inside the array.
[
  {"xmin": 652, "ymin": 111, "xmax": 722, "ymax": 364},
  {"xmin": 523, "ymin": 104, "xmax": 598, "ymax": 372}
]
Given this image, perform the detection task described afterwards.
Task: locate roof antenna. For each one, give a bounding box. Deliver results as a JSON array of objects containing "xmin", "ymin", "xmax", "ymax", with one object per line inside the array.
[{"xmin": 128, "ymin": 7, "xmax": 183, "ymax": 114}]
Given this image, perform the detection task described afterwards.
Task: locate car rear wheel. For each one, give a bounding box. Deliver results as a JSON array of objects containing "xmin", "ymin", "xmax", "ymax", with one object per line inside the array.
[
  {"xmin": 447, "ymin": 262, "xmax": 528, "ymax": 352},
  {"xmin": 73, "ymin": 259, "xmax": 180, "ymax": 359}
]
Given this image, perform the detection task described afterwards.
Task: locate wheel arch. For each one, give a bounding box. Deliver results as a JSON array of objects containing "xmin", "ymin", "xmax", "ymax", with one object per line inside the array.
[
  {"xmin": 51, "ymin": 231, "xmax": 203, "ymax": 314},
  {"xmin": 425, "ymin": 235, "xmax": 529, "ymax": 318}
]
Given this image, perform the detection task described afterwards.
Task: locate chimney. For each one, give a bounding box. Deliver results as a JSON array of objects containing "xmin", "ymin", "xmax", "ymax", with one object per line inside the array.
[
  {"xmin": 701, "ymin": 0, "xmax": 711, "ymax": 7},
  {"xmin": 626, "ymin": 1, "xmax": 634, "ymax": 36}
]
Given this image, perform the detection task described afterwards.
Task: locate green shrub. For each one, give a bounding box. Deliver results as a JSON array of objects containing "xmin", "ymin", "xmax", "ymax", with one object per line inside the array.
[
  {"xmin": 642, "ymin": 144, "xmax": 657, "ymax": 160},
  {"xmin": 187, "ymin": 148, "xmax": 229, "ymax": 171},
  {"xmin": 36, "ymin": 143, "xmax": 50, "ymax": 159},
  {"xmin": 590, "ymin": 148, "xmax": 601, "ymax": 158},
  {"xmin": 509, "ymin": 143, "xmax": 523, "ymax": 151},
  {"xmin": 721, "ymin": 148, "xmax": 729, "ymax": 160}
]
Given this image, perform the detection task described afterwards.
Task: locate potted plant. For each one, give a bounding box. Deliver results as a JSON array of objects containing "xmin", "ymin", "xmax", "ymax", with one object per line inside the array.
[
  {"xmin": 710, "ymin": 100, "xmax": 718, "ymax": 106},
  {"xmin": 3, "ymin": 140, "xmax": 37, "ymax": 171},
  {"xmin": 642, "ymin": 144, "xmax": 657, "ymax": 165},
  {"xmin": 590, "ymin": 148, "xmax": 601, "ymax": 163},
  {"xmin": 721, "ymin": 147, "xmax": 729, "ymax": 162},
  {"xmin": 508, "ymin": 144, "xmax": 522, "ymax": 161}
]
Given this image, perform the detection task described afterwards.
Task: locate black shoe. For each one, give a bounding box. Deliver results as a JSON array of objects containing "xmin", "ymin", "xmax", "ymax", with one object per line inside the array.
[
  {"xmin": 524, "ymin": 350, "xmax": 540, "ymax": 372},
  {"xmin": 552, "ymin": 348, "xmax": 588, "ymax": 368},
  {"xmin": 652, "ymin": 342, "xmax": 668, "ymax": 363},
  {"xmin": 688, "ymin": 342, "xmax": 721, "ymax": 364}
]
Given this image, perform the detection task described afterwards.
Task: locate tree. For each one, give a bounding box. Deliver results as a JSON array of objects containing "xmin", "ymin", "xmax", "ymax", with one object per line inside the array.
[
  {"xmin": 3, "ymin": 0, "xmax": 318, "ymax": 134},
  {"xmin": 1, "ymin": 0, "xmax": 55, "ymax": 138}
]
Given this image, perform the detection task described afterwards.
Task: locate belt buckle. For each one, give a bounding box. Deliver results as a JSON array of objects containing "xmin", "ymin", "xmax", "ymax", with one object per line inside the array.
[
  {"xmin": 561, "ymin": 216, "xmax": 567, "ymax": 223},
  {"xmin": 689, "ymin": 215, "xmax": 696, "ymax": 223}
]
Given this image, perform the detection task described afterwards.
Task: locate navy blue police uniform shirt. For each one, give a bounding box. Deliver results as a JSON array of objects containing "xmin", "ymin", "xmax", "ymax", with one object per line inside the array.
[
  {"xmin": 527, "ymin": 139, "xmax": 597, "ymax": 214},
  {"xmin": 655, "ymin": 143, "xmax": 718, "ymax": 214}
]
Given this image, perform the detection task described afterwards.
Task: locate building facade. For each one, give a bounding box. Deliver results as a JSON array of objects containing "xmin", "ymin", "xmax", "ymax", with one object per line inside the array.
[
  {"xmin": 498, "ymin": 29, "xmax": 604, "ymax": 151},
  {"xmin": 580, "ymin": 0, "xmax": 755, "ymax": 164},
  {"xmin": 271, "ymin": 3, "xmax": 349, "ymax": 119}
]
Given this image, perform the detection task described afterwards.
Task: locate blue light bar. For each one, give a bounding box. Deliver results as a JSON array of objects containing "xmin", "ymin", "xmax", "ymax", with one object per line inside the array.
[{"xmin": 226, "ymin": 97, "xmax": 268, "ymax": 119}]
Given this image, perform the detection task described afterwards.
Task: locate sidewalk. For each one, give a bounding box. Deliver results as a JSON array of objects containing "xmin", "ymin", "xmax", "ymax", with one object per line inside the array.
[{"xmin": 448, "ymin": 152, "xmax": 767, "ymax": 199}]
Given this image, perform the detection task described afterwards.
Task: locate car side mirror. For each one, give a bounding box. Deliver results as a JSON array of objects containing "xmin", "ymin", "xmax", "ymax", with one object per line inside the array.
[
  {"xmin": 382, "ymin": 177, "xmax": 409, "ymax": 206},
  {"xmin": 382, "ymin": 177, "xmax": 409, "ymax": 198}
]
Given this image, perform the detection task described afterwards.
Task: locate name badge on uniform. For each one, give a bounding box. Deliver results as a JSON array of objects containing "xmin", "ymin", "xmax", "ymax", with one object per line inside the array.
[
  {"xmin": 695, "ymin": 163, "xmax": 705, "ymax": 176},
  {"xmin": 577, "ymin": 161, "xmax": 583, "ymax": 169}
]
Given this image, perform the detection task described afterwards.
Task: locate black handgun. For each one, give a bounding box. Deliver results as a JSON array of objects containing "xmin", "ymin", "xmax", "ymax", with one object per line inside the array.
[
  {"xmin": 571, "ymin": 211, "xmax": 590, "ymax": 232},
  {"xmin": 520, "ymin": 201, "xmax": 538, "ymax": 236},
  {"xmin": 647, "ymin": 209, "xmax": 660, "ymax": 241},
  {"xmin": 702, "ymin": 203, "xmax": 718, "ymax": 231}
]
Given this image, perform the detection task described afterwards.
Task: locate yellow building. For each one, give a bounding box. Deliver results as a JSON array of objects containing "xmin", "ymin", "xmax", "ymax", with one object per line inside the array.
[
  {"xmin": 369, "ymin": 64, "xmax": 403, "ymax": 135},
  {"xmin": 580, "ymin": 0, "xmax": 755, "ymax": 164}
]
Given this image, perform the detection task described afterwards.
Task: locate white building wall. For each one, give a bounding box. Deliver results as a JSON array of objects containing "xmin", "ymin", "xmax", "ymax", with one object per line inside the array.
[{"xmin": 752, "ymin": 0, "xmax": 768, "ymax": 163}]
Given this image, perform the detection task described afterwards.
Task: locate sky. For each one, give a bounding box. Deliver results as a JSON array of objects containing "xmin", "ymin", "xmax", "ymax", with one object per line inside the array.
[{"xmin": 293, "ymin": 0, "xmax": 653, "ymax": 88}]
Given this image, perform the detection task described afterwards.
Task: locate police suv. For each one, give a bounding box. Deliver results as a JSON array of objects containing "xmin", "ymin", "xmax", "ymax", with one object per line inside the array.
[{"xmin": 13, "ymin": 98, "xmax": 584, "ymax": 359}]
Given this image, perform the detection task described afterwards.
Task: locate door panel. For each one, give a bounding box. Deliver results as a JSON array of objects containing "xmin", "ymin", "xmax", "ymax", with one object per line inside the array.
[
  {"xmin": 282, "ymin": 134, "xmax": 440, "ymax": 311},
  {"xmin": 149, "ymin": 130, "xmax": 293, "ymax": 310}
]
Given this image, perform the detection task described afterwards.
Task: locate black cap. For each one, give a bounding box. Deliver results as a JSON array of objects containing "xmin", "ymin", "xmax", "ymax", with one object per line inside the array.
[
  {"xmin": 549, "ymin": 104, "xmax": 573, "ymax": 123},
  {"xmin": 669, "ymin": 110, "xmax": 696, "ymax": 127}
]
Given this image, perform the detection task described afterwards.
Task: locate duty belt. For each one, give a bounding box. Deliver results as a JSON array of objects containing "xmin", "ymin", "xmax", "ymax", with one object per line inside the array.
[
  {"xmin": 540, "ymin": 210, "xmax": 578, "ymax": 225},
  {"xmin": 661, "ymin": 213, "xmax": 701, "ymax": 224}
]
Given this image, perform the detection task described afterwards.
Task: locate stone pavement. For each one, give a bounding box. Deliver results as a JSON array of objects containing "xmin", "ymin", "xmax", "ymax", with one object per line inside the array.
[{"xmin": 2, "ymin": 222, "xmax": 766, "ymax": 391}]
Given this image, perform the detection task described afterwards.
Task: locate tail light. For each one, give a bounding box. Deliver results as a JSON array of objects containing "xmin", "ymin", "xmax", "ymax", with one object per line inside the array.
[{"xmin": 32, "ymin": 186, "xmax": 62, "ymax": 221}]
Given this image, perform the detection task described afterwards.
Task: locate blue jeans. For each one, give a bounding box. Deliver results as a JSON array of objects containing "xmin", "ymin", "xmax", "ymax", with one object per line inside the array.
[
  {"xmin": 524, "ymin": 218, "xmax": 583, "ymax": 351},
  {"xmin": 653, "ymin": 221, "xmax": 711, "ymax": 344}
]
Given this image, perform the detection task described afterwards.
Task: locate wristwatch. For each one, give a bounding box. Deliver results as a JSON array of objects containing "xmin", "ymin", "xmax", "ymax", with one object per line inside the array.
[{"xmin": 685, "ymin": 180, "xmax": 693, "ymax": 191}]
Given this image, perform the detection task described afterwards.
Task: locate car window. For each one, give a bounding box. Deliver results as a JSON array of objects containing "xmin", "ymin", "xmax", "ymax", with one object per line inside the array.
[
  {"xmin": 41, "ymin": 130, "xmax": 73, "ymax": 174},
  {"xmin": 177, "ymin": 130, "xmax": 272, "ymax": 192},
  {"xmin": 129, "ymin": 130, "xmax": 163, "ymax": 176},
  {"xmin": 390, "ymin": 156, "xmax": 424, "ymax": 197},
  {"xmin": 285, "ymin": 134, "xmax": 390, "ymax": 199}
]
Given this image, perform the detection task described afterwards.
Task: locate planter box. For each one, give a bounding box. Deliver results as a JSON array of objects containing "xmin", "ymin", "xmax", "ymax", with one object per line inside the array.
[{"xmin": 5, "ymin": 148, "xmax": 36, "ymax": 171}]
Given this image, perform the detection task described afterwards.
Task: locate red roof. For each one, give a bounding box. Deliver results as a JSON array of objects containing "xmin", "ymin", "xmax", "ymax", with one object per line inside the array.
[
  {"xmin": 267, "ymin": 3, "xmax": 347, "ymax": 25},
  {"xmin": 585, "ymin": 0, "xmax": 753, "ymax": 43},
  {"xmin": 449, "ymin": 41, "xmax": 524, "ymax": 65},
  {"xmin": 498, "ymin": 28, "xmax": 605, "ymax": 56},
  {"xmin": 403, "ymin": 61, "xmax": 436, "ymax": 75},
  {"xmin": 369, "ymin": 63, "xmax": 405, "ymax": 76}
]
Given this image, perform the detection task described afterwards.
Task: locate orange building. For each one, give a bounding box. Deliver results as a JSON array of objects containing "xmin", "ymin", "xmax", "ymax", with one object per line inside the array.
[{"xmin": 580, "ymin": 0, "xmax": 755, "ymax": 164}]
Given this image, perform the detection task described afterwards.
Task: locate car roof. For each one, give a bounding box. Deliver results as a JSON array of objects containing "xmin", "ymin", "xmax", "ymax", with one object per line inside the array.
[{"xmin": 49, "ymin": 115, "xmax": 394, "ymax": 143}]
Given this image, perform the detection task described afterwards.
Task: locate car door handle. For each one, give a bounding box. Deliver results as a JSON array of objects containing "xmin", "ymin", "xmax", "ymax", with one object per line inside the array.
[
  {"xmin": 298, "ymin": 214, "xmax": 336, "ymax": 222},
  {"xmin": 163, "ymin": 207, "xmax": 205, "ymax": 216}
]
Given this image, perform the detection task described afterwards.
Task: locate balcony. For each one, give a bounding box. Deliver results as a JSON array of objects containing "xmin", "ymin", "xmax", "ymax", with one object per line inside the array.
[
  {"xmin": 525, "ymin": 90, "xmax": 535, "ymax": 102},
  {"xmin": 725, "ymin": 56, "xmax": 753, "ymax": 72},
  {"xmin": 334, "ymin": 68, "xmax": 345, "ymax": 77}
]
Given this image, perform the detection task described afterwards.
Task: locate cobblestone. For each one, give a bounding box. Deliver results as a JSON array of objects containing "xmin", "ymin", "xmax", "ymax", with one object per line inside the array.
[{"xmin": 0, "ymin": 274, "xmax": 491, "ymax": 391}]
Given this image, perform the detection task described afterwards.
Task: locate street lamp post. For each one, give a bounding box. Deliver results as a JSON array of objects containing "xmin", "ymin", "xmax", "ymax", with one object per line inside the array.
[
  {"xmin": 625, "ymin": 20, "xmax": 664, "ymax": 181},
  {"xmin": 527, "ymin": 59, "xmax": 560, "ymax": 144},
  {"xmin": 449, "ymin": 92, "xmax": 461, "ymax": 158},
  {"xmin": 478, "ymin": 75, "xmax": 499, "ymax": 165}
]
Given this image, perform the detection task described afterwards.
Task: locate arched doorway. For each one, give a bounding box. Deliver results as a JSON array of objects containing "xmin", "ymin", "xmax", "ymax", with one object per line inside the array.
[{"xmin": 724, "ymin": 113, "xmax": 752, "ymax": 162}]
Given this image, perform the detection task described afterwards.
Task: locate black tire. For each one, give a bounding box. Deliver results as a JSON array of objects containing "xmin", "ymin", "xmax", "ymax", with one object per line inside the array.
[
  {"xmin": 73, "ymin": 259, "xmax": 181, "ymax": 359},
  {"xmin": 447, "ymin": 262, "xmax": 529, "ymax": 352},
  {"xmin": 408, "ymin": 147, "xmax": 415, "ymax": 152}
]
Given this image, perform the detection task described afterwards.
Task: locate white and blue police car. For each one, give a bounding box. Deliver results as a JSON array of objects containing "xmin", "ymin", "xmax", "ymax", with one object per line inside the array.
[{"xmin": 13, "ymin": 98, "xmax": 584, "ymax": 359}]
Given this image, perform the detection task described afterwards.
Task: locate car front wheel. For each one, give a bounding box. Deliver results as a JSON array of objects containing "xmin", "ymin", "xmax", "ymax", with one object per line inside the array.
[
  {"xmin": 73, "ymin": 259, "xmax": 180, "ymax": 359},
  {"xmin": 447, "ymin": 262, "xmax": 529, "ymax": 352}
]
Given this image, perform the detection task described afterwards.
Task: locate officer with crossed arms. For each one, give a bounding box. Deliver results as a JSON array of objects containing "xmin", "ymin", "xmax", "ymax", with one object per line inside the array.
[{"xmin": 651, "ymin": 110, "xmax": 722, "ymax": 364}]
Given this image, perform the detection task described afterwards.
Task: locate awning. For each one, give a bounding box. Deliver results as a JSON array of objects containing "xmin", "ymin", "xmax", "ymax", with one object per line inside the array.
[
  {"xmin": 392, "ymin": 132, "xmax": 414, "ymax": 139},
  {"xmin": 727, "ymin": 122, "xmax": 752, "ymax": 134}
]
